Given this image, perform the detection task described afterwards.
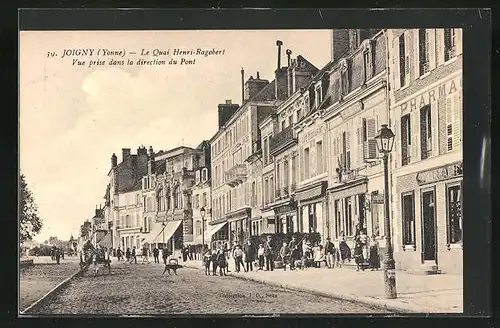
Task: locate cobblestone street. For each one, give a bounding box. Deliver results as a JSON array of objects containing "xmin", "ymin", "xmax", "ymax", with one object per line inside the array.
[{"xmin": 31, "ymin": 261, "xmax": 391, "ymax": 315}]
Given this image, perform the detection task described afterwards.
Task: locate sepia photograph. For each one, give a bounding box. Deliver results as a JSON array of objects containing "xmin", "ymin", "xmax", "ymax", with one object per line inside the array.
[{"xmin": 19, "ymin": 25, "xmax": 465, "ymax": 316}]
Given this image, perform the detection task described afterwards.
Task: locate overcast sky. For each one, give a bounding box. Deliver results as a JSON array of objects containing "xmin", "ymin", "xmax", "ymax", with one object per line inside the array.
[{"xmin": 20, "ymin": 30, "xmax": 331, "ymax": 242}]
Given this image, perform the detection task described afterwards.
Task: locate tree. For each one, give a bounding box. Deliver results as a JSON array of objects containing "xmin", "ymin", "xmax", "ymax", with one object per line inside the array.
[{"xmin": 20, "ymin": 174, "xmax": 43, "ymax": 244}]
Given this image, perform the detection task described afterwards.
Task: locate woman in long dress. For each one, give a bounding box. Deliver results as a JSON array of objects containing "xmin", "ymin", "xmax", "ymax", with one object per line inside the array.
[
  {"xmin": 338, "ymin": 232, "xmax": 351, "ymax": 265},
  {"xmin": 369, "ymin": 235, "xmax": 381, "ymax": 270},
  {"xmin": 353, "ymin": 238, "xmax": 364, "ymax": 271}
]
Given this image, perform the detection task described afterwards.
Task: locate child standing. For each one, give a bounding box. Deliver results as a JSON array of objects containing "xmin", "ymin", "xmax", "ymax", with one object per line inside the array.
[
  {"xmin": 257, "ymin": 243, "xmax": 265, "ymax": 270},
  {"xmin": 217, "ymin": 248, "xmax": 228, "ymax": 276},
  {"xmin": 210, "ymin": 249, "xmax": 218, "ymax": 276},
  {"xmin": 203, "ymin": 250, "xmax": 212, "ymax": 275},
  {"xmin": 279, "ymin": 242, "xmax": 291, "ymax": 271}
]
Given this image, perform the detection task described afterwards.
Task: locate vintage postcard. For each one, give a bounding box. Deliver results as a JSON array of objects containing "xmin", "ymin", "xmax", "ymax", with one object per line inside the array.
[{"xmin": 19, "ymin": 26, "xmax": 464, "ymax": 315}]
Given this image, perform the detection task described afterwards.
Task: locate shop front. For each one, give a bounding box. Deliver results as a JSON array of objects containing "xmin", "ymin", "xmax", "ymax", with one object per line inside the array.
[
  {"xmin": 327, "ymin": 177, "xmax": 369, "ymax": 243},
  {"xmin": 394, "ymin": 161, "xmax": 463, "ymax": 274},
  {"xmin": 272, "ymin": 201, "xmax": 299, "ymax": 234},
  {"xmin": 205, "ymin": 218, "xmax": 229, "ymax": 250},
  {"xmin": 295, "ymin": 181, "xmax": 327, "ymax": 240},
  {"xmin": 226, "ymin": 207, "xmax": 251, "ymax": 246}
]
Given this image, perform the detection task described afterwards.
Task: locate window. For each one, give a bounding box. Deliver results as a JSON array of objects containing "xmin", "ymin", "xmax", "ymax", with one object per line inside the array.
[
  {"xmin": 195, "ymin": 220, "xmax": 201, "ymax": 236},
  {"xmin": 342, "ymin": 132, "xmax": 351, "ymax": 171},
  {"xmin": 444, "ymin": 28, "xmax": 457, "ymax": 62},
  {"xmin": 288, "ymin": 116, "xmax": 293, "ymax": 128},
  {"xmin": 157, "ymin": 188, "xmax": 165, "ymax": 211},
  {"xmin": 296, "ymin": 109, "xmax": 301, "ymax": 123},
  {"xmin": 143, "ymin": 196, "xmax": 146, "ymax": 212},
  {"xmin": 363, "ymin": 47, "xmax": 373, "ymax": 82},
  {"xmin": 304, "ymin": 148, "xmax": 310, "ymax": 179},
  {"xmin": 316, "ymin": 141, "xmax": 323, "ymax": 174},
  {"xmin": 276, "ymin": 162, "xmax": 281, "ymax": 192},
  {"xmin": 344, "ymin": 197, "xmax": 353, "ymax": 236},
  {"xmin": 202, "ymin": 192, "xmax": 207, "ymax": 207},
  {"xmin": 447, "ymin": 184, "xmax": 462, "ymax": 244},
  {"xmin": 263, "ymin": 138, "xmax": 268, "ymax": 165},
  {"xmin": 291, "ymin": 155, "xmax": 296, "ymax": 188},
  {"xmin": 264, "ymin": 179, "xmax": 269, "ymax": 204},
  {"xmin": 195, "ymin": 194, "xmax": 200, "ymax": 208},
  {"xmin": 334, "ymin": 200, "xmax": 341, "ymax": 239},
  {"xmin": 315, "ymin": 84, "xmax": 322, "ymax": 108},
  {"xmin": 251, "ymin": 181, "xmax": 256, "ymax": 206},
  {"xmin": 398, "ymin": 34, "xmax": 408, "ymax": 87},
  {"xmin": 418, "ymin": 29, "xmax": 430, "ymax": 76},
  {"xmin": 402, "ymin": 192, "xmax": 416, "ymax": 245},
  {"xmin": 173, "ymin": 186, "xmax": 179, "ymax": 209},
  {"xmin": 281, "ymin": 120, "xmax": 286, "ymax": 132},
  {"xmin": 201, "ymin": 168, "xmax": 208, "ymax": 182},
  {"xmin": 446, "ymin": 93, "xmax": 462, "ymax": 152},
  {"xmin": 420, "ymin": 105, "xmax": 433, "ymax": 160},
  {"xmin": 401, "ymin": 114, "xmax": 412, "ymax": 166},
  {"xmin": 195, "ymin": 170, "xmax": 201, "ymax": 184},
  {"xmin": 283, "ymin": 161, "xmax": 289, "ymax": 194},
  {"xmin": 341, "ymin": 69, "xmax": 349, "ymax": 97},
  {"xmin": 270, "ymin": 176, "xmax": 274, "ymax": 201}
]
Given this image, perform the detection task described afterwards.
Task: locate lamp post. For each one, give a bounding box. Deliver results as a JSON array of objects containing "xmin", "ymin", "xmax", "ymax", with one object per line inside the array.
[
  {"xmin": 200, "ymin": 207, "xmax": 206, "ymax": 252},
  {"xmin": 374, "ymin": 124, "xmax": 397, "ymax": 299},
  {"xmin": 162, "ymin": 222, "xmax": 166, "ymax": 248}
]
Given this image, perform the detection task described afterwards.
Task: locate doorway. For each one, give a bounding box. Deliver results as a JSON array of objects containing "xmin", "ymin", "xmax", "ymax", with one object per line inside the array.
[{"xmin": 421, "ymin": 189, "xmax": 437, "ymax": 262}]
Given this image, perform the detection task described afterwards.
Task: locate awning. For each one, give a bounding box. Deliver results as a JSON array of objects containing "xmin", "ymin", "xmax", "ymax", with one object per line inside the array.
[
  {"xmin": 98, "ymin": 232, "xmax": 113, "ymax": 249},
  {"xmin": 204, "ymin": 222, "xmax": 227, "ymax": 242},
  {"xmin": 143, "ymin": 220, "xmax": 182, "ymax": 244}
]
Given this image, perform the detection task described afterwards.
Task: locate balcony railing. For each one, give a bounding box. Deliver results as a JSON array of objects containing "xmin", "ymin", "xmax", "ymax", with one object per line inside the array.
[
  {"xmin": 225, "ymin": 164, "xmax": 247, "ymax": 187},
  {"xmin": 269, "ymin": 126, "xmax": 297, "ymax": 155}
]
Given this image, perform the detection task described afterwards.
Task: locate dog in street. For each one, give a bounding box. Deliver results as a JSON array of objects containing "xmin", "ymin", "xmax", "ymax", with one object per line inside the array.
[{"xmin": 163, "ymin": 258, "xmax": 182, "ymax": 275}]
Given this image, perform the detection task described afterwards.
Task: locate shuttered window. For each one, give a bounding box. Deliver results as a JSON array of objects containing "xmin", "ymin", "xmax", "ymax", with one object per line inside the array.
[
  {"xmin": 364, "ymin": 118, "xmax": 378, "ymax": 160},
  {"xmin": 401, "ymin": 114, "xmax": 411, "ymax": 166},
  {"xmin": 420, "ymin": 105, "xmax": 433, "ymax": 160}
]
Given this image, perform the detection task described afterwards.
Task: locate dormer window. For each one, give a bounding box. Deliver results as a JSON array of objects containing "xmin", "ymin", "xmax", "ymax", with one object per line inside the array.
[
  {"xmin": 339, "ymin": 59, "xmax": 349, "ymax": 99},
  {"xmin": 201, "ymin": 168, "xmax": 208, "ymax": 182},
  {"xmin": 314, "ymin": 83, "xmax": 323, "ymax": 109},
  {"xmin": 363, "ymin": 41, "xmax": 374, "ymax": 82},
  {"xmin": 195, "ymin": 170, "xmax": 201, "ymax": 184}
]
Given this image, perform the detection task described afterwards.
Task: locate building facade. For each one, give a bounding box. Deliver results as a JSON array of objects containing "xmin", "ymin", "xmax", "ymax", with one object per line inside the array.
[
  {"xmin": 322, "ymin": 30, "xmax": 389, "ymax": 248},
  {"xmin": 269, "ymin": 55, "xmax": 319, "ymax": 235},
  {"xmin": 258, "ymin": 114, "xmax": 277, "ymax": 234},
  {"xmin": 388, "ymin": 28, "xmax": 463, "ymax": 274}
]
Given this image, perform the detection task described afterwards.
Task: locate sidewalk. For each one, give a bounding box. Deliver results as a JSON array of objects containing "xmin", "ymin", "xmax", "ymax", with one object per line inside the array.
[{"xmin": 182, "ymin": 259, "xmax": 463, "ymax": 313}]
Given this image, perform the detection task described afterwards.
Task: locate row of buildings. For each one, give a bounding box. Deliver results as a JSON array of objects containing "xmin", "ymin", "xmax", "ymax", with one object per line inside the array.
[{"xmin": 78, "ymin": 29, "xmax": 463, "ymax": 274}]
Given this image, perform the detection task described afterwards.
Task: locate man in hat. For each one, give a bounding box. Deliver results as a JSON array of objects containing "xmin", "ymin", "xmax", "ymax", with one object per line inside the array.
[{"xmin": 324, "ymin": 237, "xmax": 336, "ymax": 269}]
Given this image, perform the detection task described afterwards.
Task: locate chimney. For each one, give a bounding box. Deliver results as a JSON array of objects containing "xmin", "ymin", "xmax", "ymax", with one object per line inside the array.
[
  {"xmin": 147, "ymin": 146, "xmax": 155, "ymax": 175},
  {"xmin": 218, "ymin": 101, "xmax": 240, "ymax": 129},
  {"xmin": 245, "ymin": 74, "xmax": 269, "ymax": 101},
  {"xmin": 137, "ymin": 145, "xmax": 147, "ymax": 156},
  {"xmin": 122, "ymin": 148, "xmax": 131, "ymax": 162},
  {"xmin": 332, "ymin": 29, "xmax": 351, "ymax": 62},
  {"xmin": 111, "ymin": 153, "xmax": 117, "ymax": 169},
  {"xmin": 286, "ymin": 50, "xmax": 293, "ymax": 97},
  {"xmin": 276, "ymin": 40, "xmax": 283, "ymax": 70},
  {"xmin": 241, "ymin": 68, "xmax": 245, "ymax": 105},
  {"xmin": 286, "ymin": 49, "xmax": 292, "ymax": 66}
]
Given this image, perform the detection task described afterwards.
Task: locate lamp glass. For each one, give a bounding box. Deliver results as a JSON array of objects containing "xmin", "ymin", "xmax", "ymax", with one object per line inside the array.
[
  {"xmin": 375, "ymin": 125, "xmax": 395, "ymax": 154},
  {"xmin": 200, "ymin": 207, "xmax": 206, "ymax": 217}
]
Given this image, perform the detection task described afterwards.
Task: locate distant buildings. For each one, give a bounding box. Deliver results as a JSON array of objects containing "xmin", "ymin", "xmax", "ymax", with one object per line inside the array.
[{"xmin": 79, "ymin": 29, "xmax": 462, "ymax": 274}]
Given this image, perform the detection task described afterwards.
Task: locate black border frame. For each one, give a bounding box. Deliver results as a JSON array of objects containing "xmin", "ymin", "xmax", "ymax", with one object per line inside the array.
[{"xmin": 3, "ymin": 7, "xmax": 492, "ymax": 328}]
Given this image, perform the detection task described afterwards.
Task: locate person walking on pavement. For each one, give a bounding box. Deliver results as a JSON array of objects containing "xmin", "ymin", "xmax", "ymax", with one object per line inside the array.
[
  {"xmin": 125, "ymin": 248, "xmax": 131, "ymax": 262},
  {"xmin": 141, "ymin": 246, "xmax": 148, "ymax": 263},
  {"xmin": 324, "ymin": 237, "xmax": 336, "ymax": 269},
  {"xmin": 243, "ymin": 240, "xmax": 255, "ymax": 272},
  {"xmin": 288, "ymin": 236, "xmax": 301, "ymax": 271},
  {"xmin": 359, "ymin": 230, "xmax": 369, "ymax": 267},
  {"xmin": 217, "ymin": 247, "xmax": 228, "ymax": 276},
  {"xmin": 369, "ymin": 235, "xmax": 381, "ymax": 271},
  {"xmin": 210, "ymin": 249, "xmax": 219, "ymax": 276},
  {"xmin": 55, "ymin": 248, "xmax": 61, "ymax": 264},
  {"xmin": 224, "ymin": 242, "xmax": 229, "ymax": 259},
  {"xmin": 153, "ymin": 247, "xmax": 159, "ymax": 263},
  {"xmin": 264, "ymin": 236, "xmax": 275, "ymax": 271},
  {"xmin": 257, "ymin": 243, "xmax": 265, "ymax": 270},
  {"xmin": 279, "ymin": 241, "xmax": 291, "ymax": 271},
  {"xmin": 338, "ymin": 232, "xmax": 351, "ymax": 266},
  {"xmin": 203, "ymin": 249, "xmax": 212, "ymax": 275},
  {"xmin": 130, "ymin": 246, "xmax": 137, "ymax": 264},
  {"xmin": 353, "ymin": 238, "xmax": 365, "ymax": 271},
  {"xmin": 233, "ymin": 245, "xmax": 246, "ymax": 273},
  {"xmin": 116, "ymin": 247, "xmax": 123, "ymax": 261}
]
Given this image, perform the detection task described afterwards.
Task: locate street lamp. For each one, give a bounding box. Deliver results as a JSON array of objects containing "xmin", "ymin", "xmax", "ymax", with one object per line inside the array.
[
  {"xmin": 162, "ymin": 222, "xmax": 166, "ymax": 248},
  {"xmin": 374, "ymin": 124, "xmax": 397, "ymax": 299},
  {"xmin": 200, "ymin": 207, "xmax": 206, "ymax": 252}
]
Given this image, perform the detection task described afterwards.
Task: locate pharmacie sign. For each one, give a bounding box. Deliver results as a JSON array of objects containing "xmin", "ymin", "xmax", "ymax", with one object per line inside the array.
[{"xmin": 400, "ymin": 75, "xmax": 461, "ymax": 112}]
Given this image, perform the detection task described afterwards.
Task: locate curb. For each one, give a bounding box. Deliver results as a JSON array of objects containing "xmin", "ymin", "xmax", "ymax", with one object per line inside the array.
[
  {"xmin": 20, "ymin": 264, "xmax": 89, "ymax": 315},
  {"xmin": 182, "ymin": 262, "xmax": 451, "ymax": 314}
]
